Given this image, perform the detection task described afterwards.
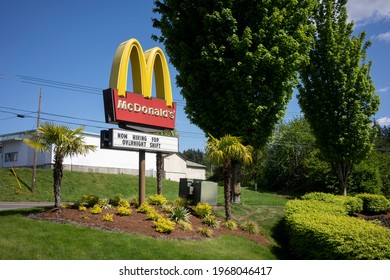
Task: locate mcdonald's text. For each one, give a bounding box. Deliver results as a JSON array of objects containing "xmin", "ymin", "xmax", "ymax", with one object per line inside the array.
[
  {"xmin": 117, "ymin": 100, "xmax": 175, "ymax": 120},
  {"xmin": 103, "ymin": 88, "xmax": 176, "ymax": 130}
]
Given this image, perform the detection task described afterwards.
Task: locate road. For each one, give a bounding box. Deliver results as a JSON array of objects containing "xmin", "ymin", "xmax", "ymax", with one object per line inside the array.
[{"xmin": 0, "ymin": 202, "xmax": 53, "ymax": 211}]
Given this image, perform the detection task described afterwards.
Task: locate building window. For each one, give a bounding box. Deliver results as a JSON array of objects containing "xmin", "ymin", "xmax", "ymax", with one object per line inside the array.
[{"xmin": 5, "ymin": 152, "xmax": 18, "ymax": 162}]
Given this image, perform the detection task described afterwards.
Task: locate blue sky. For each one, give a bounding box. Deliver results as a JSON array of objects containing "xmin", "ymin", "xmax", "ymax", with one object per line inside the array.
[{"xmin": 1, "ymin": 0, "xmax": 389, "ymax": 152}]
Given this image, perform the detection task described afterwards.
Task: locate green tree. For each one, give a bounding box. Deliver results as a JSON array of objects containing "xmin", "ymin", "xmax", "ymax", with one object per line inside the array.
[
  {"xmin": 153, "ymin": 0, "xmax": 315, "ymax": 201},
  {"xmin": 375, "ymin": 123, "xmax": 390, "ymax": 152},
  {"xmin": 265, "ymin": 118, "xmax": 317, "ymax": 192},
  {"xmin": 246, "ymin": 117, "xmax": 338, "ymax": 195},
  {"xmin": 181, "ymin": 148, "xmax": 212, "ymax": 177},
  {"xmin": 181, "ymin": 149, "xmax": 205, "ymax": 165},
  {"xmin": 24, "ymin": 123, "xmax": 96, "ymax": 209},
  {"xmin": 206, "ymin": 134, "xmax": 252, "ymax": 220},
  {"xmin": 377, "ymin": 152, "xmax": 390, "ymax": 198},
  {"xmin": 297, "ymin": 0, "xmax": 380, "ymax": 195}
]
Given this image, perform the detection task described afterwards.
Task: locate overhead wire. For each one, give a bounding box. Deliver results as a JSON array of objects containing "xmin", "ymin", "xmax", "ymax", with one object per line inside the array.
[
  {"xmin": 12, "ymin": 74, "xmax": 187, "ymax": 106},
  {"xmin": 0, "ymin": 106, "xmax": 205, "ymax": 138},
  {"xmin": 1, "ymin": 73, "xmax": 306, "ymax": 140}
]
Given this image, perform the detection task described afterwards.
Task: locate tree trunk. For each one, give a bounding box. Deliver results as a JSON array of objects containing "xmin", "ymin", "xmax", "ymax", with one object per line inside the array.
[
  {"xmin": 156, "ymin": 152, "xmax": 163, "ymax": 195},
  {"xmin": 53, "ymin": 152, "xmax": 64, "ymax": 210},
  {"xmin": 332, "ymin": 162, "xmax": 351, "ymax": 196},
  {"xmin": 223, "ymin": 160, "xmax": 232, "ymax": 221},
  {"xmin": 231, "ymin": 160, "xmax": 241, "ymax": 203}
]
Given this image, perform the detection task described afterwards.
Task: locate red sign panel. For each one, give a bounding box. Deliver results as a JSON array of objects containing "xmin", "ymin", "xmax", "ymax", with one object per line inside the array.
[{"xmin": 103, "ymin": 88, "xmax": 176, "ymax": 131}]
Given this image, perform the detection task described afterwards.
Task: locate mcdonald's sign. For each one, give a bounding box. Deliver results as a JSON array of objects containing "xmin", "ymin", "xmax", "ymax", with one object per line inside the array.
[{"xmin": 103, "ymin": 38, "xmax": 176, "ymax": 131}]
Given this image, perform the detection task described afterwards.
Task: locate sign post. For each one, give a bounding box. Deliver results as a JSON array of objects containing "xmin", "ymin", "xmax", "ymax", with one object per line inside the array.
[
  {"xmin": 101, "ymin": 38, "xmax": 178, "ymax": 205},
  {"xmin": 139, "ymin": 150, "xmax": 146, "ymax": 206}
]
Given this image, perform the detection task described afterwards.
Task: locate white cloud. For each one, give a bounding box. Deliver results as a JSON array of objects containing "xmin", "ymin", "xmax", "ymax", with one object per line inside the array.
[
  {"xmin": 376, "ymin": 117, "xmax": 390, "ymax": 126},
  {"xmin": 378, "ymin": 86, "xmax": 390, "ymax": 93},
  {"xmin": 347, "ymin": 0, "xmax": 390, "ymax": 25},
  {"xmin": 376, "ymin": 31, "xmax": 390, "ymax": 41},
  {"xmin": 371, "ymin": 31, "xmax": 390, "ymax": 43}
]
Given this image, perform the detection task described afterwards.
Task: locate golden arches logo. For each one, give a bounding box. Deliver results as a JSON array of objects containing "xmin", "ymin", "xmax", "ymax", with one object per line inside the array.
[
  {"xmin": 103, "ymin": 38, "xmax": 176, "ymax": 131},
  {"xmin": 109, "ymin": 38, "xmax": 173, "ymax": 107}
]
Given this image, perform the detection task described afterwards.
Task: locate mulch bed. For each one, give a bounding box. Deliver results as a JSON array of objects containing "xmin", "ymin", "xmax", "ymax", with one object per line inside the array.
[
  {"xmin": 29, "ymin": 205, "xmax": 270, "ymax": 245},
  {"xmin": 354, "ymin": 212, "xmax": 390, "ymax": 229}
]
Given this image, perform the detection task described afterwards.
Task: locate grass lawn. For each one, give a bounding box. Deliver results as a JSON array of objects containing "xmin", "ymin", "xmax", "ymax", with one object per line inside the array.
[{"xmin": 0, "ymin": 168, "xmax": 289, "ymax": 260}]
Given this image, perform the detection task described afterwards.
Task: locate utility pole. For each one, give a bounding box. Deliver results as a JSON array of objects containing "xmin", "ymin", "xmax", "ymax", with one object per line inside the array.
[{"xmin": 31, "ymin": 88, "xmax": 42, "ymax": 193}]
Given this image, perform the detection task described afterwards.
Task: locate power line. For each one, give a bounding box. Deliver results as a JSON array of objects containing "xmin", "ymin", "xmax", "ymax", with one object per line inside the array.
[
  {"xmin": 0, "ymin": 106, "xmax": 205, "ymax": 138},
  {"xmin": 2, "ymin": 73, "xmax": 186, "ymax": 106}
]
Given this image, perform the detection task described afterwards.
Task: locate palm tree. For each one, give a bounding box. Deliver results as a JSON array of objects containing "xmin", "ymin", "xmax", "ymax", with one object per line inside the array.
[
  {"xmin": 24, "ymin": 123, "xmax": 96, "ymax": 210},
  {"xmin": 154, "ymin": 130, "xmax": 179, "ymax": 195},
  {"xmin": 206, "ymin": 134, "xmax": 253, "ymax": 220},
  {"xmin": 156, "ymin": 151, "xmax": 164, "ymax": 195}
]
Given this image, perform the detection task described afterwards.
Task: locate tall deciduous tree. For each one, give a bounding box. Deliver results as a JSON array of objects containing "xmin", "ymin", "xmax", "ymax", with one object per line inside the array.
[
  {"xmin": 297, "ymin": 0, "xmax": 380, "ymax": 195},
  {"xmin": 206, "ymin": 134, "xmax": 252, "ymax": 220},
  {"xmin": 152, "ymin": 0, "xmax": 315, "ymax": 201},
  {"xmin": 24, "ymin": 123, "xmax": 96, "ymax": 209}
]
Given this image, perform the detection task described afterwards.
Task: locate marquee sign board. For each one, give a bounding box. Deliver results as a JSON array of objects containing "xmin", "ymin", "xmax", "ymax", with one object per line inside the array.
[{"xmin": 101, "ymin": 129, "xmax": 179, "ymax": 154}]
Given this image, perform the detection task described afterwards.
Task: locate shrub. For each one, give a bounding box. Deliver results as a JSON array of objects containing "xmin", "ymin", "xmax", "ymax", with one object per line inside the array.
[
  {"xmin": 223, "ymin": 220, "xmax": 238, "ymax": 230},
  {"xmin": 284, "ymin": 199, "xmax": 390, "ymax": 259},
  {"xmin": 161, "ymin": 203, "xmax": 173, "ymax": 213},
  {"xmin": 147, "ymin": 209, "xmax": 163, "ymax": 221},
  {"xmin": 90, "ymin": 204, "xmax": 102, "ymax": 214},
  {"xmin": 201, "ymin": 215, "xmax": 220, "ymax": 229},
  {"xmin": 177, "ymin": 220, "xmax": 193, "ymax": 231},
  {"xmin": 117, "ymin": 206, "xmax": 132, "ymax": 216},
  {"xmin": 170, "ymin": 206, "xmax": 190, "ymax": 223},
  {"xmin": 148, "ymin": 194, "xmax": 168, "ymax": 206},
  {"xmin": 197, "ymin": 227, "xmax": 213, "ymax": 238},
  {"xmin": 240, "ymin": 221, "xmax": 259, "ymax": 235},
  {"xmin": 118, "ymin": 198, "xmax": 130, "ymax": 209},
  {"xmin": 102, "ymin": 213, "xmax": 114, "ymax": 222},
  {"xmin": 302, "ymin": 192, "xmax": 363, "ymax": 214},
  {"xmin": 193, "ymin": 202, "xmax": 212, "ymax": 218},
  {"xmin": 78, "ymin": 205, "xmax": 87, "ymax": 212},
  {"xmin": 286, "ymin": 212, "xmax": 390, "ymax": 259},
  {"xmin": 109, "ymin": 195, "xmax": 122, "ymax": 206},
  {"xmin": 172, "ymin": 197, "xmax": 191, "ymax": 207},
  {"xmin": 153, "ymin": 218, "xmax": 175, "ymax": 233},
  {"xmin": 98, "ymin": 198, "xmax": 113, "ymax": 210},
  {"xmin": 128, "ymin": 196, "xmax": 139, "ymax": 207},
  {"xmin": 301, "ymin": 192, "xmax": 335, "ymax": 202},
  {"xmin": 342, "ymin": 196, "xmax": 364, "ymax": 214},
  {"xmin": 137, "ymin": 202, "xmax": 154, "ymax": 214},
  {"xmin": 81, "ymin": 194, "xmax": 100, "ymax": 207},
  {"xmin": 355, "ymin": 193, "xmax": 390, "ymax": 214},
  {"xmin": 74, "ymin": 194, "xmax": 100, "ymax": 208},
  {"xmin": 61, "ymin": 203, "xmax": 71, "ymax": 209},
  {"xmin": 284, "ymin": 199, "xmax": 347, "ymax": 217}
]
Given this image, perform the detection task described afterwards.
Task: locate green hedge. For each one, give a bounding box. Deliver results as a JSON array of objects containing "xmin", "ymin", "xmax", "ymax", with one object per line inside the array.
[
  {"xmin": 285, "ymin": 195, "xmax": 390, "ymax": 259},
  {"xmin": 355, "ymin": 193, "xmax": 390, "ymax": 214},
  {"xmin": 301, "ymin": 192, "xmax": 363, "ymax": 214},
  {"xmin": 285, "ymin": 199, "xmax": 347, "ymax": 217}
]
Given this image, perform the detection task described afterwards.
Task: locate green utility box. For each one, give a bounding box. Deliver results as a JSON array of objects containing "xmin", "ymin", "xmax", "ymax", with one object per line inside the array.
[{"xmin": 179, "ymin": 178, "xmax": 218, "ymax": 206}]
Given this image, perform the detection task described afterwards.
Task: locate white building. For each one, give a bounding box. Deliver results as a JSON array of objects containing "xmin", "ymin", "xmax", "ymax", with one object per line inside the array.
[{"xmin": 0, "ymin": 130, "xmax": 206, "ymax": 181}]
